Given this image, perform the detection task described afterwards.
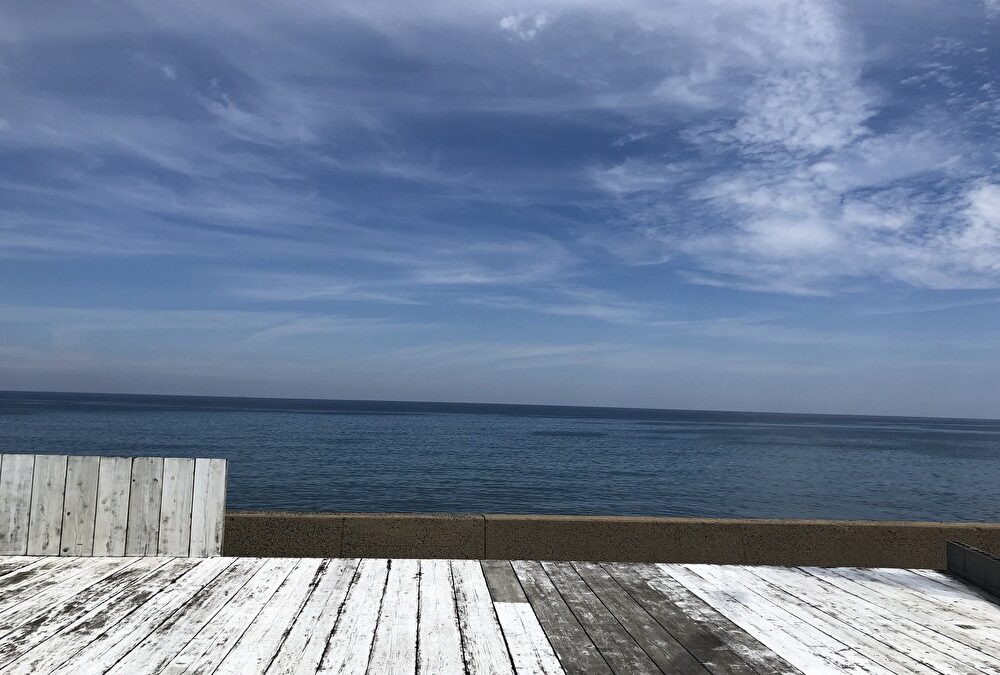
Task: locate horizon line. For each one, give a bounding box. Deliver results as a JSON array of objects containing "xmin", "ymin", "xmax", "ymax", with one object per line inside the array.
[{"xmin": 2, "ymin": 388, "xmax": 997, "ymax": 424}]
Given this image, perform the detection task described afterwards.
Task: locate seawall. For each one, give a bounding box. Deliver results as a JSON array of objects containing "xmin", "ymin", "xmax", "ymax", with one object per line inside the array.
[{"xmin": 223, "ymin": 512, "xmax": 1000, "ymax": 569}]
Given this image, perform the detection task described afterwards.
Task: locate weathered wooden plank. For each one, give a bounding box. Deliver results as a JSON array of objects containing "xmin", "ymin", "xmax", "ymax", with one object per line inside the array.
[
  {"xmin": 367, "ymin": 558, "xmax": 419, "ymax": 675},
  {"xmin": 729, "ymin": 565, "xmax": 940, "ymax": 675},
  {"xmin": 266, "ymin": 558, "xmax": 360, "ymax": 674},
  {"xmin": 839, "ymin": 567, "xmax": 1000, "ymax": 628},
  {"xmin": 903, "ymin": 567, "xmax": 1000, "ymax": 604},
  {"xmin": 93, "ymin": 456, "xmax": 132, "ymax": 556},
  {"xmin": 453, "ymin": 559, "xmax": 515, "ymax": 675},
  {"xmin": 663, "ymin": 564, "xmax": 840, "ymax": 675},
  {"xmin": 0, "ymin": 557, "xmax": 43, "ymax": 581},
  {"xmin": 104, "ymin": 558, "xmax": 264, "ymax": 674},
  {"xmin": 542, "ymin": 561, "xmax": 660, "ymax": 675},
  {"xmin": 46, "ymin": 557, "xmax": 235, "ymax": 675},
  {"xmin": 0, "ymin": 558, "xmax": 130, "ymax": 634},
  {"xmin": 157, "ymin": 458, "xmax": 195, "ymax": 556},
  {"xmin": 59, "ymin": 456, "xmax": 100, "ymax": 556},
  {"xmin": 482, "ymin": 559, "xmax": 529, "ymax": 603},
  {"xmin": 190, "ymin": 457, "xmax": 227, "ymax": 556},
  {"xmin": 802, "ymin": 566, "xmax": 1000, "ymax": 666},
  {"xmin": 160, "ymin": 558, "xmax": 297, "ymax": 674},
  {"xmin": 417, "ymin": 559, "xmax": 465, "ymax": 674},
  {"xmin": 7, "ymin": 558, "xmax": 203, "ymax": 675},
  {"xmin": 214, "ymin": 559, "xmax": 325, "ymax": 675},
  {"xmin": 0, "ymin": 557, "xmax": 91, "ymax": 608},
  {"xmin": 0, "ymin": 557, "xmax": 170, "ymax": 668},
  {"xmin": 484, "ymin": 562, "xmax": 565, "ymax": 673},
  {"xmin": 604, "ymin": 563, "xmax": 799, "ymax": 675},
  {"xmin": 494, "ymin": 602, "xmax": 566, "ymax": 675},
  {"xmin": 571, "ymin": 562, "xmax": 710, "ymax": 675},
  {"xmin": 749, "ymin": 565, "xmax": 980, "ymax": 675},
  {"xmin": 512, "ymin": 560, "xmax": 611, "ymax": 674},
  {"xmin": 910, "ymin": 567, "xmax": 1000, "ymax": 609},
  {"xmin": 318, "ymin": 558, "xmax": 390, "ymax": 674},
  {"xmin": 25, "ymin": 454, "xmax": 68, "ymax": 556},
  {"xmin": 912, "ymin": 566, "xmax": 1000, "ymax": 596},
  {"xmin": 124, "ymin": 456, "xmax": 163, "ymax": 556},
  {"xmin": 669, "ymin": 564, "xmax": 894, "ymax": 675},
  {"xmin": 0, "ymin": 455, "xmax": 35, "ymax": 555}
]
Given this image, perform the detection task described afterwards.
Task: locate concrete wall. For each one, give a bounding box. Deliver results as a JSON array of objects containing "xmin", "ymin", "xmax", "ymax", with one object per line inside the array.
[{"xmin": 224, "ymin": 511, "xmax": 1000, "ymax": 569}]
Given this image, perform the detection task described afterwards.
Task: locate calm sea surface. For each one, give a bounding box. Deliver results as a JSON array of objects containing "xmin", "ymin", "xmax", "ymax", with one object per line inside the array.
[{"xmin": 1, "ymin": 391, "xmax": 998, "ymax": 521}]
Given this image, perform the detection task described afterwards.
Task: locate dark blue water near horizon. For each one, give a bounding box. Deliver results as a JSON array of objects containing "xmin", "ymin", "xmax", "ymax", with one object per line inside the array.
[{"xmin": 1, "ymin": 390, "xmax": 998, "ymax": 522}]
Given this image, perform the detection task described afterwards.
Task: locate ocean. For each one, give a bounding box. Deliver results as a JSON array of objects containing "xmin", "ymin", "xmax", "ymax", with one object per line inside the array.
[{"xmin": 1, "ymin": 391, "xmax": 998, "ymax": 521}]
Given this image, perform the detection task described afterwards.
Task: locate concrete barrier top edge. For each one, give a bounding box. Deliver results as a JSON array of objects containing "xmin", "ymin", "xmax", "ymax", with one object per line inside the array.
[{"xmin": 226, "ymin": 510, "xmax": 1000, "ymax": 528}]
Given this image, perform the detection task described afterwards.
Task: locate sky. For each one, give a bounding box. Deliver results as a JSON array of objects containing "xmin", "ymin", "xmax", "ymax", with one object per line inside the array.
[{"xmin": 1, "ymin": 0, "xmax": 999, "ymax": 417}]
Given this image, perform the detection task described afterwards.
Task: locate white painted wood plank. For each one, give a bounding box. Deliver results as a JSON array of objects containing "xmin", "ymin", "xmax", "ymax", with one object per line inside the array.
[
  {"xmin": 214, "ymin": 558, "xmax": 325, "ymax": 675},
  {"xmin": 157, "ymin": 458, "xmax": 195, "ymax": 556},
  {"xmin": 805, "ymin": 566, "xmax": 1000, "ymax": 664},
  {"xmin": 47, "ymin": 557, "xmax": 236, "ymax": 675},
  {"xmin": 0, "ymin": 557, "xmax": 89, "ymax": 608},
  {"xmin": 0, "ymin": 557, "xmax": 42, "ymax": 580},
  {"xmin": 848, "ymin": 567, "xmax": 1000, "ymax": 626},
  {"xmin": 59, "ymin": 456, "xmax": 100, "ymax": 556},
  {"xmin": 189, "ymin": 458, "xmax": 227, "ymax": 557},
  {"xmin": 0, "ymin": 455, "xmax": 35, "ymax": 555},
  {"xmin": 266, "ymin": 558, "xmax": 360, "ymax": 675},
  {"xmin": 494, "ymin": 603, "xmax": 565, "ymax": 675},
  {"xmin": 0, "ymin": 557, "xmax": 170, "ymax": 668},
  {"xmin": 663, "ymin": 564, "xmax": 874, "ymax": 675},
  {"xmin": 912, "ymin": 567, "xmax": 999, "ymax": 594},
  {"xmin": 749, "ymin": 565, "xmax": 988, "ymax": 675},
  {"xmin": 688, "ymin": 564, "xmax": 898, "ymax": 675},
  {"xmin": 732, "ymin": 565, "xmax": 940, "ymax": 675},
  {"xmin": 104, "ymin": 558, "xmax": 264, "ymax": 674},
  {"xmin": 0, "ymin": 558, "xmax": 130, "ymax": 634},
  {"xmin": 92, "ymin": 457, "xmax": 132, "ymax": 557},
  {"xmin": 910, "ymin": 567, "xmax": 1000, "ymax": 607},
  {"xmin": 367, "ymin": 558, "xmax": 419, "ymax": 675},
  {"xmin": 417, "ymin": 559, "xmax": 465, "ymax": 674},
  {"xmin": 318, "ymin": 558, "xmax": 390, "ymax": 674},
  {"xmin": 160, "ymin": 558, "xmax": 297, "ymax": 675},
  {"xmin": 4, "ymin": 558, "xmax": 201, "ymax": 675},
  {"xmin": 453, "ymin": 559, "xmax": 515, "ymax": 675},
  {"xmin": 610, "ymin": 562, "xmax": 800, "ymax": 675},
  {"xmin": 124, "ymin": 456, "xmax": 163, "ymax": 556},
  {"xmin": 26, "ymin": 455, "xmax": 68, "ymax": 556}
]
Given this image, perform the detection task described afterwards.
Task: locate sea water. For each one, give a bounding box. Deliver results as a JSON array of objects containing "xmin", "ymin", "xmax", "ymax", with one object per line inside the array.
[{"xmin": 1, "ymin": 391, "xmax": 998, "ymax": 521}]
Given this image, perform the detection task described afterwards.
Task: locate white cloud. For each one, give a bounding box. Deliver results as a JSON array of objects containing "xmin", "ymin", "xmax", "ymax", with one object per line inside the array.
[
  {"xmin": 584, "ymin": 0, "xmax": 999, "ymax": 295},
  {"xmin": 498, "ymin": 12, "xmax": 551, "ymax": 41},
  {"xmin": 942, "ymin": 183, "xmax": 1000, "ymax": 268},
  {"xmin": 3, "ymin": 0, "xmax": 998, "ymax": 300}
]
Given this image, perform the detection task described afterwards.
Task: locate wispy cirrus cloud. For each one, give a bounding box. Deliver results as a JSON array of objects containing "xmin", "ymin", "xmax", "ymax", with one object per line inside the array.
[
  {"xmin": 2, "ymin": 0, "xmax": 1000, "ymax": 413},
  {"xmin": 588, "ymin": 1, "xmax": 999, "ymax": 295}
]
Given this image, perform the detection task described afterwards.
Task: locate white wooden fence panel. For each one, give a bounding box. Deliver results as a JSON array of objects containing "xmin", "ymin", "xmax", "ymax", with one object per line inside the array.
[
  {"xmin": 190, "ymin": 458, "xmax": 227, "ymax": 557},
  {"xmin": 26, "ymin": 454, "xmax": 68, "ymax": 555},
  {"xmin": 125, "ymin": 457, "xmax": 164, "ymax": 556},
  {"xmin": 157, "ymin": 458, "xmax": 195, "ymax": 556},
  {"xmin": 60, "ymin": 456, "xmax": 101, "ymax": 556},
  {"xmin": 0, "ymin": 453, "xmax": 227, "ymax": 558},
  {"xmin": 0, "ymin": 455, "xmax": 34, "ymax": 555},
  {"xmin": 93, "ymin": 456, "xmax": 133, "ymax": 556}
]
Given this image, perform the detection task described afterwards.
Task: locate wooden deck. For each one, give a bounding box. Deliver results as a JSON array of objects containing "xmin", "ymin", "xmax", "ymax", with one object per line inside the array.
[{"xmin": 0, "ymin": 557, "xmax": 997, "ymax": 674}]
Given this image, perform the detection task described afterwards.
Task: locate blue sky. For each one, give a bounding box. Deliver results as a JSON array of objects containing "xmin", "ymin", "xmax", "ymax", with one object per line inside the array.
[{"xmin": 1, "ymin": 0, "xmax": 999, "ymax": 417}]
